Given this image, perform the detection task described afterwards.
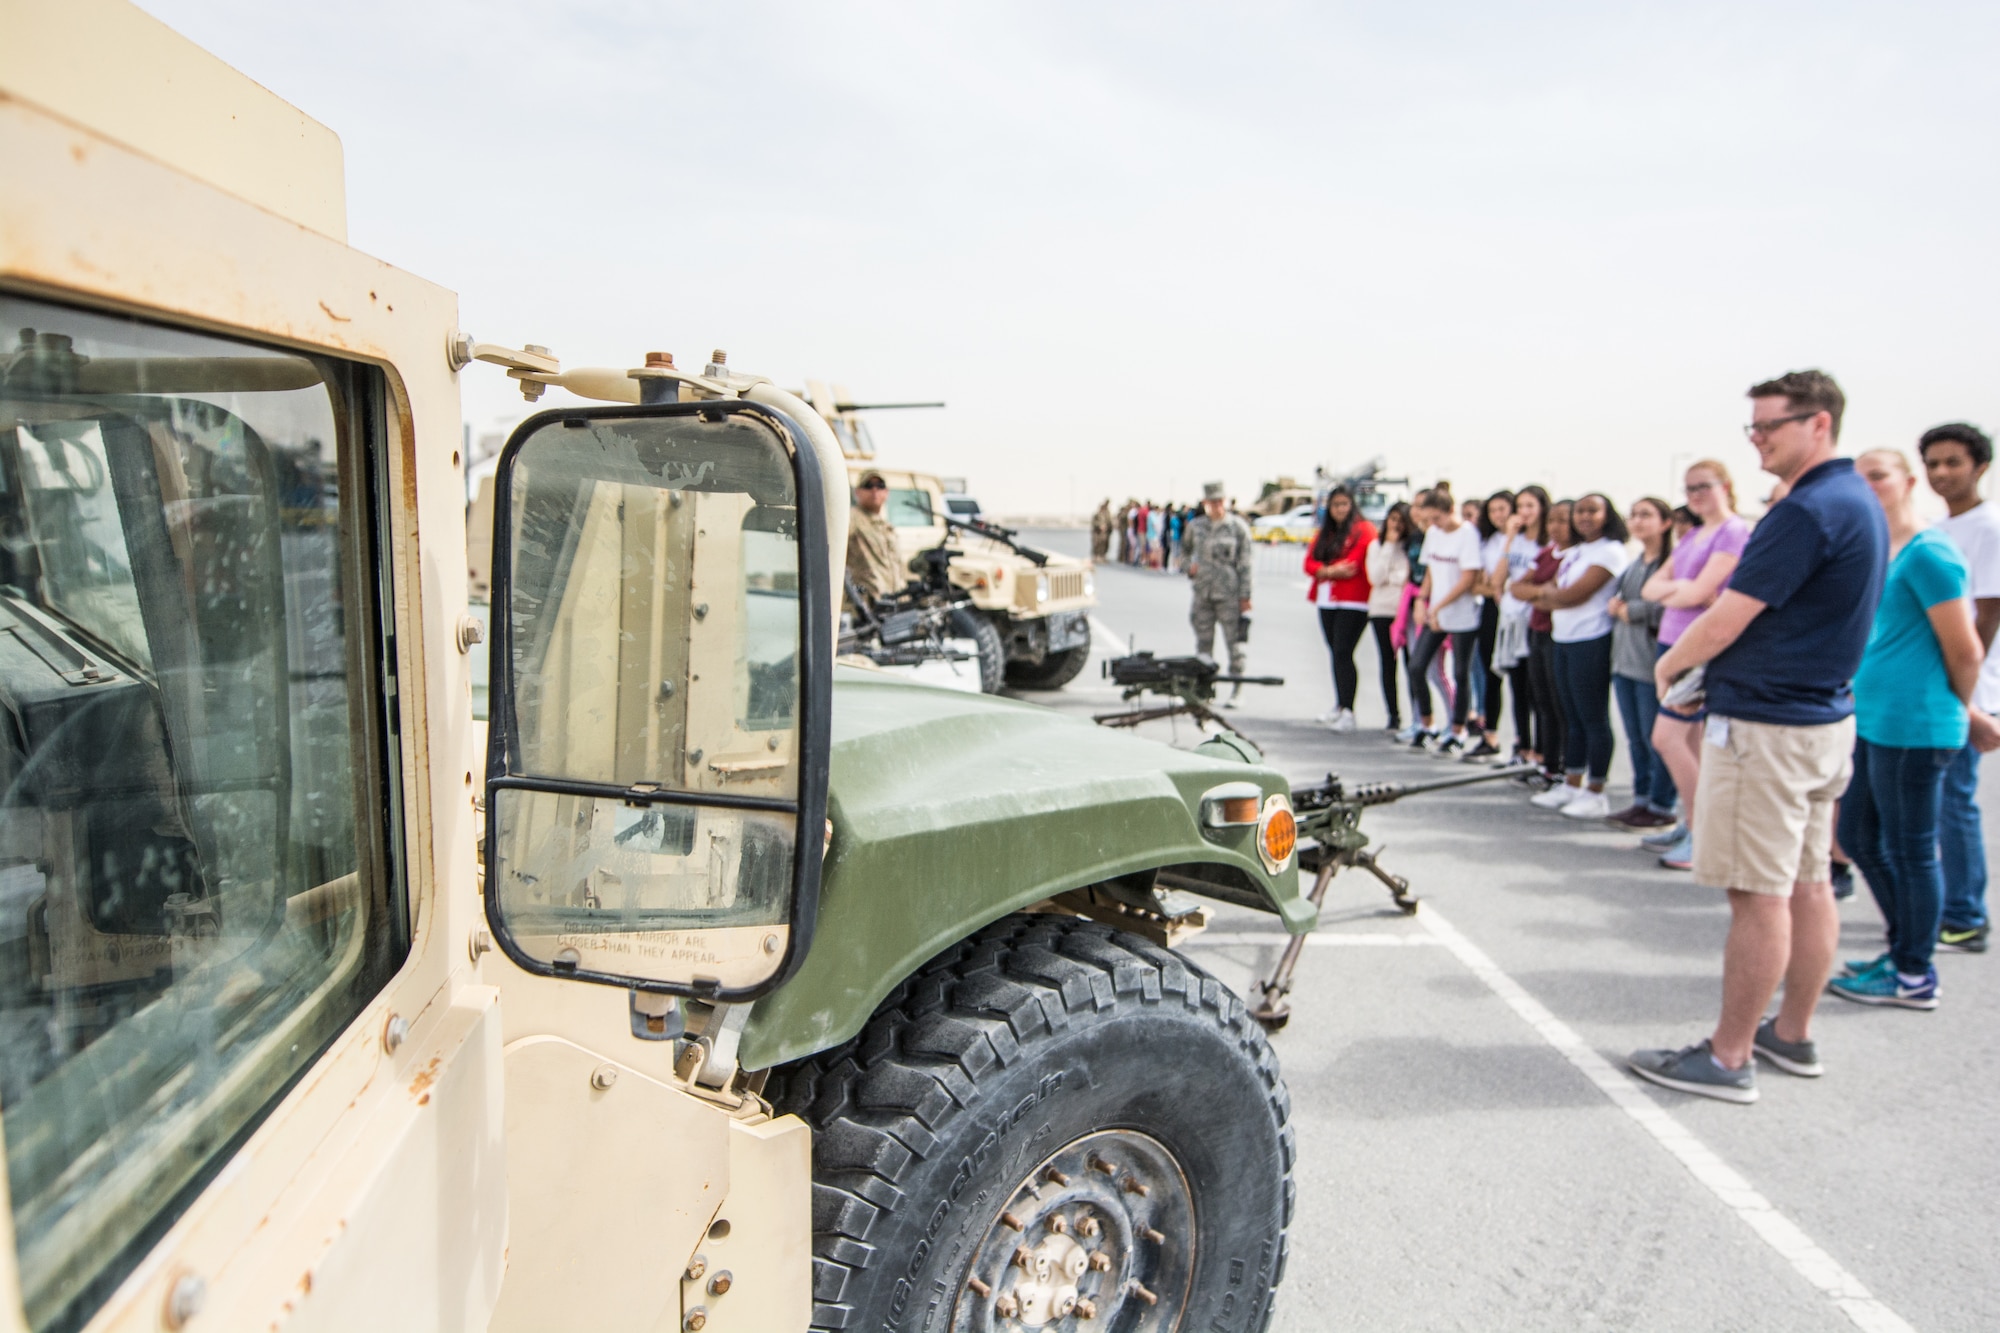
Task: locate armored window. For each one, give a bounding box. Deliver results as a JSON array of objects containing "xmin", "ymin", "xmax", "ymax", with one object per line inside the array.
[{"xmin": 0, "ymin": 297, "xmax": 407, "ymax": 1332}]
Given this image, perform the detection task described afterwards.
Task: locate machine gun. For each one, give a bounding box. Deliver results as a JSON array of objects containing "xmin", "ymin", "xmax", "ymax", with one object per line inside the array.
[
  {"xmin": 839, "ymin": 532, "xmax": 1000, "ymax": 680},
  {"xmin": 941, "ymin": 511, "xmax": 1052, "ymax": 566},
  {"xmin": 1092, "ymin": 652, "xmax": 1284, "ymax": 738},
  {"xmin": 1250, "ymin": 764, "xmax": 1530, "ymax": 1030}
]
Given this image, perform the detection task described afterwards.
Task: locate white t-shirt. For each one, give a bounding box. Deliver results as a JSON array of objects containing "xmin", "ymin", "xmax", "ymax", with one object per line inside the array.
[
  {"xmin": 1551, "ymin": 537, "xmax": 1631, "ymax": 643},
  {"xmin": 1420, "ymin": 522, "xmax": 1486, "ymax": 633},
  {"xmin": 1937, "ymin": 503, "xmax": 2000, "ymax": 712},
  {"xmin": 1486, "ymin": 531, "xmax": 1539, "ymax": 618}
]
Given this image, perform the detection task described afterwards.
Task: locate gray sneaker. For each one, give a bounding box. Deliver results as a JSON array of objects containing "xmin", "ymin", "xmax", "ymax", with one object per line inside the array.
[
  {"xmin": 1752, "ymin": 1018, "xmax": 1823, "ymax": 1077},
  {"xmin": 1640, "ymin": 822, "xmax": 1687, "ymax": 851},
  {"xmin": 1627, "ymin": 1039, "xmax": 1758, "ymax": 1104}
]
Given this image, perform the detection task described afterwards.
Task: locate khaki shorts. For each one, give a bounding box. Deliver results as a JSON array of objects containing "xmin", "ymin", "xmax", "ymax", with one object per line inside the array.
[{"xmin": 1693, "ymin": 715, "xmax": 1855, "ymax": 896}]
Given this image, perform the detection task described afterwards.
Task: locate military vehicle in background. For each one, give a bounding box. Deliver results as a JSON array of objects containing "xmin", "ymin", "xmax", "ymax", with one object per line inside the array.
[
  {"xmin": 0, "ymin": 8, "xmax": 1310, "ymax": 1331},
  {"xmin": 801, "ymin": 382, "xmax": 1099, "ymax": 689}
]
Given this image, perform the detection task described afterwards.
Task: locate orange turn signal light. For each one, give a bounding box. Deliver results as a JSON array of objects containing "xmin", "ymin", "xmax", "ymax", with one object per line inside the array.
[
  {"xmin": 1219, "ymin": 796, "xmax": 1260, "ymax": 824},
  {"xmin": 1261, "ymin": 806, "xmax": 1297, "ymax": 866}
]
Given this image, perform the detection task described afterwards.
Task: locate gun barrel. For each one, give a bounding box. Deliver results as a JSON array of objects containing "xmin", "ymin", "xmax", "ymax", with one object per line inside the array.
[
  {"xmin": 1347, "ymin": 764, "xmax": 1534, "ymax": 807},
  {"xmin": 1213, "ymin": 675, "xmax": 1286, "ymax": 687},
  {"xmin": 944, "ymin": 512, "xmax": 1052, "ymax": 566}
]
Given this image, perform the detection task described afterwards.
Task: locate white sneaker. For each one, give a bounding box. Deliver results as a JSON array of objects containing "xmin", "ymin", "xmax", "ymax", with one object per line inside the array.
[
  {"xmin": 1561, "ymin": 789, "xmax": 1612, "ymax": 819},
  {"xmin": 1331, "ymin": 709, "xmax": 1358, "ymax": 734},
  {"xmin": 1314, "ymin": 707, "xmax": 1339, "ymax": 724},
  {"xmin": 1530, "ymin": 784, "xmax": 1581, "ymax": 810}
]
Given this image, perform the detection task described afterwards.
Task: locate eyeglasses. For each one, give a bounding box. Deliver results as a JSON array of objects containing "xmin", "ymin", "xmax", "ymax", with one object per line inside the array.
[
  {"xmin": 1684, "ymin": 481, "xmax": 1718, "ymax": 496},
  {"xmin": 857, "ymin": 479, "xmax": 887, "ymax": 490},
  {"xmin": 1742, "ymin": 410, "xmax": 1818, "ymax": 441}
]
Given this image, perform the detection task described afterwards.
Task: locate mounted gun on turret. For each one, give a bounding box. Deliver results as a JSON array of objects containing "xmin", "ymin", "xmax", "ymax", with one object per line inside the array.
[
  {"xmin": 801, "ymin": 381, "xmax": 1099, "ymax": 689},
  {"xmin": 1249, "ymin": 765, "xmax": 1529, "ymax": 1029}
]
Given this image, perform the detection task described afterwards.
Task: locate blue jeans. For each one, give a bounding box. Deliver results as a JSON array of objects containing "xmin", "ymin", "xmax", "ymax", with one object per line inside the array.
[
  {"xmin": 1939, "ymin": 740, "xmax": 1987, "ymax": 930},
  {"xmin": 1839, "ymin": 738, "xmax": 1954, "ymax": 975},
  {"xmin": 1551, "ymin": 634, "xmax": 1615, "ymax": 781},
  {"xmin": 1613, "ymin": 673, "xmax": 1678, "ymax": 812}
]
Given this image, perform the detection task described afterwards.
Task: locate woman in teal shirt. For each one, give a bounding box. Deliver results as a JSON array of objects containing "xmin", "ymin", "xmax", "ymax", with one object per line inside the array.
[{"xmin": 1831, "ymin": 450, "xmax": 1984, "ymax": 1010}]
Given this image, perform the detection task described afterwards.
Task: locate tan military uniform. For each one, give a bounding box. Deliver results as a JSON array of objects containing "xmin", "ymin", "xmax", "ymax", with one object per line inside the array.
[
  {"xmin": 846, "ymin": 505, "xmax": 904, "ymax": 607},
  {"xmin": 1185, "ymin": 510, "xmax": 1254, "ymax": 674}
]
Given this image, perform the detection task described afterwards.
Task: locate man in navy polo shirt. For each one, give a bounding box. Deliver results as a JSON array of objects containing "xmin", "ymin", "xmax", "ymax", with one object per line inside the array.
[{"xmin": 1629, "ymin": 370, "xmax": 1887, "ymax": 1104}]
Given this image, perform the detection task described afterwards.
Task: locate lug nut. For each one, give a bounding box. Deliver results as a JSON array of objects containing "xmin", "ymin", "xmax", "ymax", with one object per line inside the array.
[
  {"xmin": 1088, "ymin": 1251, "xmax": 1112, "ymax": 1272},
  {"xmin": 684, "ymin": 1255, "xmax": 707, "ymax": 1282},
  {"xmin": 707, "ymin": 1271, "xmax": 732, "ymax": 1296},
  {"xmin": 995, "ymin": 1293, "xmax": 1019, "ymax": 1317},
  {"xmin": 1121, "ymin": 1175, "xmax": 1150, "ymax": 1197},
  {"xmin": 1048, "ymin": 1214, "xmax": 1068, "ymax": 1234},
  {"xmin": 1045, "ymin": 1166, "xmax": 1070, "ymax": 1186},
  {"xmin": 1013, "ymin": 1245, "xmax": 1034, "ymax": 1270},
  {"xmin": 1075, "ymin": 1297, "xmax": 1099, "ymax": 1319},
  {"xmin": 1077, "ymin": 1216, "xmax": 1101, "ymax": 1238},
  {"xmin": 684, "ymin": 1309, "xmax": 708, "ymax": 1332}
]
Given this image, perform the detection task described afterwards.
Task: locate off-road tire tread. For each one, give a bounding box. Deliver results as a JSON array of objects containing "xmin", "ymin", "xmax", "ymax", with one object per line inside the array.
[
  {"xmin": 949, "ymin": 607, "xmax": 1007, "ymax": 694},
  {"xmin": 1003, "ymin": 638, "xmax": 1092, "ymax": 690},
  {"xmin": 765, "ymin": 913, "xmax": 1294, "ymax": 1332}
]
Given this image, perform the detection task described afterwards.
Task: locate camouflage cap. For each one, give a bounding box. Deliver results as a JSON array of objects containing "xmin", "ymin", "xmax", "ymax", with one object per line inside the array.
[{"xmin": 1202, "ymin": 481, "xmax": 1226, "ymax": 501}]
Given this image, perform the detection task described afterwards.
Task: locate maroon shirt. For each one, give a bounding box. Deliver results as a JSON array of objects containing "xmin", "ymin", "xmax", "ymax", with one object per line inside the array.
[{"xmin": 1527, "ymin": 543, "xmax": 1562, "ymax": 634}]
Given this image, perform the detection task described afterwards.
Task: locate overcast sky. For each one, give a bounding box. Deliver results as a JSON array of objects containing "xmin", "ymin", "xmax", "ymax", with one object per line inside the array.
[{"xmin": 142, "ymin": 0, "xmax": 1999, "ymax": 517}]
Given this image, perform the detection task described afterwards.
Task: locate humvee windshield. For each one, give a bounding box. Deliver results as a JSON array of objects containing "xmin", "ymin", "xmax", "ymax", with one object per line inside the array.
[
  {"xmin": 0, "ymin": 298, "xmax": 403, "ymax": 1330},
  {"xmin": 882, "ymin": 486, "xmax": 934, "ymax": 528}
]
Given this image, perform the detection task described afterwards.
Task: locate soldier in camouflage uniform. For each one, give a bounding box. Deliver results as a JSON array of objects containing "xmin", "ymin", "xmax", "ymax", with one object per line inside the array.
[
  {"xmin": 845, "ymin": 469, "xmax": 905, "ymax": 611},
  {"xmin": 1185, "ymin": 481, "xmax": 1255, "ymax": 698}
]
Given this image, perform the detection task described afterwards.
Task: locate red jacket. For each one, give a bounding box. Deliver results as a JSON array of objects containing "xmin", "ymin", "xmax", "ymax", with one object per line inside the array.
[{"xmin": 1303, "ymin": 518, "xmax": 1376, "ymax": 606}]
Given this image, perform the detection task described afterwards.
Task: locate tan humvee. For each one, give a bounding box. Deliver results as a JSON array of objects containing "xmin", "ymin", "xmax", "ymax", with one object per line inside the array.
[
  {"xmin": 803, "ymin": 383, "xmax": 1097, "ymax": 690},
  {"xmin": 0, "ymin": 5, "xmax": 820, "ymax": 1327}
]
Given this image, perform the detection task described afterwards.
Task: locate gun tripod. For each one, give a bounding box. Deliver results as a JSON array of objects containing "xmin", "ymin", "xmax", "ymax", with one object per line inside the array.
[{"xmin": 1249, "ymin": 841, "xmax": 1414, "ymax": 1032}]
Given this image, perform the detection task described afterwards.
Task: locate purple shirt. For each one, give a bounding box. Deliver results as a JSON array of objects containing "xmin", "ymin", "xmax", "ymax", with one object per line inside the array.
[{"xmin": 1658, "ymin": 514, "xmax": 1752, "ymax": 645}]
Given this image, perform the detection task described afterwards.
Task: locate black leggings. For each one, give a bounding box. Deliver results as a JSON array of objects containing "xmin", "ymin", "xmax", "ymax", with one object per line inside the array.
[
  {"xmin": 1409, "ymin": 627, "xmax": 1476, "ymax": 729},
  {"xmin": 1474, "ymin": 599, "xmax": 1503, "ymax": 734},
  {"xmin": 1526, "ymin": 629, "xmax": 1564, "ymax": 773},
  {"xmin": 1369, "ymin": 616, "xmax": 1401, "ymax": 727},
  {"xmin": 1507, "ymin": 664, "xmax": 1535, "ymax": 753},
  {"xmin": 1317, "ymin": 607, "xmax": 1369, "ymax": 710},
  {"xmin": 1552, "ymin": 633, "xmax": 1616, "ymax": 781}
]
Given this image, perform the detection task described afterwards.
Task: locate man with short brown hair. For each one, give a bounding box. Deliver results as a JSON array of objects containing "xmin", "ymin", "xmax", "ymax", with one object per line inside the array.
[{"xmin": 1629, "ymin": 369, "xmax": 1886, "ymax": 1104}]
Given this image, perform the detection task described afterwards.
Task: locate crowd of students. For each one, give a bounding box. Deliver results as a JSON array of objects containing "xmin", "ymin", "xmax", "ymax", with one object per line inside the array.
[{"xmin": 1302, "ymin": 422, "xmax": 2000, "ymax": 961}]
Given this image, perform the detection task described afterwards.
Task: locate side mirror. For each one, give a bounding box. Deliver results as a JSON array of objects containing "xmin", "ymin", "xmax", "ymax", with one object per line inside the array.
[{"xmin": 484, "ymin": 402, "xmax": 830, "ymax": 1000}]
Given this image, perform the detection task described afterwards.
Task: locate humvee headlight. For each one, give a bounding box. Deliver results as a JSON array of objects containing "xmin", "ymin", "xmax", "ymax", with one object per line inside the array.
[
  {"xmin": 1083, "ymin": 571, "xmax": 1096, "ymax": 598},
  {"xmin": 1200, "ymin": 781, "xmax": 1262, "ymax": 828},
  {"xmin": 1258, "ymin": 794, "xmax": 1297, "ymax": 871},
  {"xmin": 1035, "ymin": 573, "xmax": 1049, "ymax": 604}
]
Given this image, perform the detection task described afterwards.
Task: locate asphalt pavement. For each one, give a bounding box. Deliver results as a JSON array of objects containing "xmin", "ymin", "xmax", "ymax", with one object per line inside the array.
[{"xmin": 1005, "ymin": 530, "xmax": 1999, "ymax": 1333}]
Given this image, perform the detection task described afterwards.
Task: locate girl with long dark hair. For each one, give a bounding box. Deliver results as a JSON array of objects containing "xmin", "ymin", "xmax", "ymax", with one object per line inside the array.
[
  {"xmin": 1512, "ymin": 498, "xmax": 1573, "ymax": 787},
  {"xmin": 1466, "ymin": 491, "xmax": 1516, "ymax": 759},
  {"xmin": 1305, "ymin": 486, "xmax": 1377, "ymax": 731},
  {"xmin": 1367, "ymin": 503, "xmax": 1413, "ymax": 732},
  {"xmin": 1490, "ymin": 486, "xmax": 1549, "ymax": 766},
  {"xmin": 1524, "ymin": 493, "xmax": 1631, "ymax": 817},
  {"xmin": 1607, "ymin": 497, "xmax": 1677, "ymax": 828}
]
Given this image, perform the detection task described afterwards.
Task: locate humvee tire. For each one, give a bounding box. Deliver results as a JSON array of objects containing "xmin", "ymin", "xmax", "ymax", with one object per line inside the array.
[
  {"xmin": 1004, "ymin": 637, "xmax": 1092, "ymax": 690},
  {"xmin": 767, "ymin": 915, "xmax": 1293, "ymax": 1332},
  {"xmin": 949, "ymin": 606, "xmax": 1006, "ymax": 694}
]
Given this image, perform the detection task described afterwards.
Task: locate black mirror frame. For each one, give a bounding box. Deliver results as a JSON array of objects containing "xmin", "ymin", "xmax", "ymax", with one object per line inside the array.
[{"xmin": 481, "ymin": 400, "xmax": 831, "ymax": 1001}]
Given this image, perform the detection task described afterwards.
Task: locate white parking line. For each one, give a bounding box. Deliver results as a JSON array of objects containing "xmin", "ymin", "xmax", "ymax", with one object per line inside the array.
[
  {"xmin": 1088, "ymin": 615, "xmax": 1128, "ymax": 655},
  {"xmin": 1189, "ymin": 932, "xmax": 1443, "ymax": 948},
  {"xmin": 1417, "ymin": 904, "xmax": 1914, "ymax": 1333}
]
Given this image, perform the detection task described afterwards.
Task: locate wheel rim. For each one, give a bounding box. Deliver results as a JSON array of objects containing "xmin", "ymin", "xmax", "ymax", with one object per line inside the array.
[{"xmin": 950, "ymin": 1130, "xmax": 1195, "ymax": 1331}]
